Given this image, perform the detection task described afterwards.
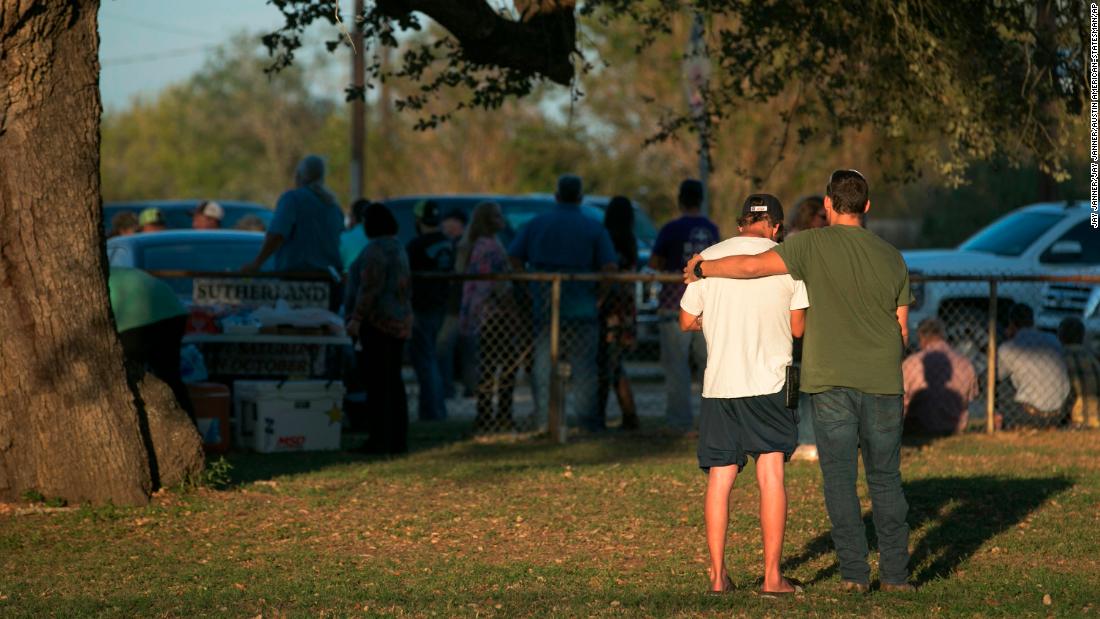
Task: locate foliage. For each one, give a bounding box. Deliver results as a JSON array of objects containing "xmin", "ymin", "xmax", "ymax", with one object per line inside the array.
[
  {"xmin": 264, "ymin": 0, "xmax": 1089, "ymax": 187},
  {"xmin": 101, "ymin": 35, "xmax": 336, "ymax": 207},
  {"xmin": 0, "ymin": 429, "xmax": 1098, "ymax": 615},
  {"xmin": 102, "ymin": 23, "xmax": 1089, "ymax": 245}
]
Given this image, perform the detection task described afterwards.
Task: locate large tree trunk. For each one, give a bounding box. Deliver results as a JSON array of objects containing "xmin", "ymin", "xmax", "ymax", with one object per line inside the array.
[{"xmin": 0, "ymin": 0, "xmax": 200, "ymax": 505}]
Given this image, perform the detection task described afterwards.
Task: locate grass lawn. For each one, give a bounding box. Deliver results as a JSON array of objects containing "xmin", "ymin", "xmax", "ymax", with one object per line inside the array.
[{"xmin": 1, "ymin": 426, "xmax": 1098, "ymax": 618}]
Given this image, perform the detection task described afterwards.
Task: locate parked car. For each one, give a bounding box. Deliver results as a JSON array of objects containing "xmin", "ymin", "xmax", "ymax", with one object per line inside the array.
[
  {"xmin": 107, "ymin": 230, "xmax": 272, "ymax": 303},
  {"xmin": 903, "ymin": 200, "xmax": 1093, "ymax": 357},
  {"xmin": 104, "ymin": 200, "xmax": 273, "ymax": 234}
]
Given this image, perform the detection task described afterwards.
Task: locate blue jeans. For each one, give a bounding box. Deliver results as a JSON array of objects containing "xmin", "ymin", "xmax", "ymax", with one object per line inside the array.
[
  {"xmin": 409, "ymin": 309, "xmax": 447, "ymax": 421},
  {"xmin": 797, "ymin": 393, "xmax": 816, "ymax": 445},
  {"xmin": 658, "ymin": 318, "xmax": 706, "ymax": 430},
  {"xmin": 811, "ymin": 388, "xmax": 910, "ymax": 586},
  {"xmin": 532, "ymin": 319, "xmax": 601, "ymax": 431}
]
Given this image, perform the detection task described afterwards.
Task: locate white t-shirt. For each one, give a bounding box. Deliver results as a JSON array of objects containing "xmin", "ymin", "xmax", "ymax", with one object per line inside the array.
[{"xmin": 680, "ymin": 236, "xmax": 809, "ymax": 399}]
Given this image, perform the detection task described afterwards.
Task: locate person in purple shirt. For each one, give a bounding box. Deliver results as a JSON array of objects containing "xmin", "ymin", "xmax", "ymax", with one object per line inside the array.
[{"xmin": 649, "ymin": 179, "xmax": 720, "ymax": 431}]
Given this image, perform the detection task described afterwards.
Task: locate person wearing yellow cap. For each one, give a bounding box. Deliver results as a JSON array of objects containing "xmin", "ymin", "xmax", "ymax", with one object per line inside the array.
[{"xmin": 138, "ymin": 207, "xmax": 167, "ymax": 233}]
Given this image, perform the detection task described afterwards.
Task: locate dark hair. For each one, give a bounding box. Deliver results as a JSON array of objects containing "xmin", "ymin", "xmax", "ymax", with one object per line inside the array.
[
  {"xmin": 604, "ymin": 196, "xmax": 638, "ymax": 268},
  {"xmin": 363, "ymin": 202, "xmax": 398, "ymax": 239},
  {"xmin": 351, "ymin": 198, "xmax": 371, "ymax": 224},
  {"xmin": 556, "ymin": 174, "xmax": 583, "ymax": 204},
  {"xmin": 826, "ymin": 169, "xmax": 869, "ymax": 215},
  {"xmin": 678, "ymin": 179, "xmax": 704, "ymax": 209},
  {"xmin": 1008, "ymin": 302, "xmax": 1034, "ymax": 328},
  {"xmin": 1058, "ymin": 317, "xmax": 1085, "ymax": 345},
  {"xmin": 790, "ymin": 195, "xmax": 825, "ymax": 230}
]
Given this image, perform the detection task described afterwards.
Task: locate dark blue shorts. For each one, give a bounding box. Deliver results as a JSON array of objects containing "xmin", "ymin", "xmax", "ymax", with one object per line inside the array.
[{"xmin": 697, "ymin": 391, "xmax": 798, "ymax": 472}]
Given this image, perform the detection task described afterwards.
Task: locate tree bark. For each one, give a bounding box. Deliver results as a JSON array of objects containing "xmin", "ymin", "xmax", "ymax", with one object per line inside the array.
[{"xmin": 0, "ymin": 0, "xmax": 200, "ymax": 504}]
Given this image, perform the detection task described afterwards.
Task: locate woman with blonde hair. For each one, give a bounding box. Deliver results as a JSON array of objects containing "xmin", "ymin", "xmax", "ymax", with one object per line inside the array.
[{"xmin": 458, "ymin": 202, "xmax": 519, "ymax": 432}]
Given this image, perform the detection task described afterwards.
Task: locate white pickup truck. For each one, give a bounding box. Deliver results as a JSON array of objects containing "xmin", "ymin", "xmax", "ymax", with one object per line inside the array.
[{"xmin": 902, "ymin": 200, "xmax": 1095, "ymax": 358}]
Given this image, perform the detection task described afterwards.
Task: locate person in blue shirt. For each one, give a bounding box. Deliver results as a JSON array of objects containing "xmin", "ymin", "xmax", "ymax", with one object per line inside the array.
[
  {"xmin": 242, "ymin": 155, "xmax": 344, "ymax": 277},
  {"xmin": 509, "ymin": 174, "xmax": 618, "ymax": 432},
  {"xmin": 649, "ymin": 179, "xmax": 720, "ymax": 432}
]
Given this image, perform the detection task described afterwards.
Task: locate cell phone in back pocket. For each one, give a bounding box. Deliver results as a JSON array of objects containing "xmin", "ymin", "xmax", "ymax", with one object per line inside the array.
[{"xmin": 784, "ymin": 365, "xmax": 800, "ymax": 409}]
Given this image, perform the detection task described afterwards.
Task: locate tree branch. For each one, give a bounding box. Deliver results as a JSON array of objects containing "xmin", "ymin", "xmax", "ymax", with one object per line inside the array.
[{"xmin": 377, "ymin": 0, "xmax": 576, "ymax": 85}]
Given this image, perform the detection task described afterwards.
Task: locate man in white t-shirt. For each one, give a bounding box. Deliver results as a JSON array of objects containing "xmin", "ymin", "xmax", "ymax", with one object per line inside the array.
[{"xmin": 680, "ymin": 193, "xmax": 808, "ymax": 596}]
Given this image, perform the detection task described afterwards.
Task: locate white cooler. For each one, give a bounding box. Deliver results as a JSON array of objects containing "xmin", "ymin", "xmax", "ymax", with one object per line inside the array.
[{"xmin": 233, "ymin": 380, "xmax": 346, "ymax": 452}]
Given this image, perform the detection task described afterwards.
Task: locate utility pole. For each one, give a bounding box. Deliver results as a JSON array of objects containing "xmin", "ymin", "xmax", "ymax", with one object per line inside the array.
[
  {"xmin": 350, "ymin": 0, "xmax": 366, "ymax": 202},
  {"xmin": 683, "ymin": 11, "xmax": 711, "ymax": 214}
]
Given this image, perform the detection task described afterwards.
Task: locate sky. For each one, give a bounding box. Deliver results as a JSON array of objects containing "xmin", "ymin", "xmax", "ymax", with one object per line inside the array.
[{"xmin": 98, "ymin": 0, "xmax": 352, "ymax": 111}]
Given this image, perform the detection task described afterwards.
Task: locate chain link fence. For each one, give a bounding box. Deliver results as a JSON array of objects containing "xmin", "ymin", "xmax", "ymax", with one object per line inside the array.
[{"xmin": 415, "ymin": 272, "xmax": 1100, "ymax": 440}]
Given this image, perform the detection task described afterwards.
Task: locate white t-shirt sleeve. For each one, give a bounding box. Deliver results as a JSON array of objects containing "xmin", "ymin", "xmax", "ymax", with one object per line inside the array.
[
  {"xmin": 680, "ymin": 280, "xmax": 704, "ymax": 316},
  {"xmin": 789, "ymin": 279, "xmax": 809, "ymax": 310}
]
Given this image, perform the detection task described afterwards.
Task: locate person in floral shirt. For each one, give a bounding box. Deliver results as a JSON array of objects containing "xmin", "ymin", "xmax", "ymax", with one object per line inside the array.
[
  {"xmin": 347, "ymin": 203, "xmax": 412, "ymax": 454},
  {"xmin": 458, "ymin": 202, "xmax": 519, "ymax": 432},
  {"xmin": 598, "ymin": 196, "xmax": 639, "ymax": 430}
]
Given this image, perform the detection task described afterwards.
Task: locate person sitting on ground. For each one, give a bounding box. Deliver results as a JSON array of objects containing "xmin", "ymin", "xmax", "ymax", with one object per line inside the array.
[
  {"xmin": 996, "ymin": 303, "xmax": 1071, "ymax": 428},
  {"xmin": 138, "ymin": 207, "xmax": 167, "ymax": 233},
  {"xmin": 1058, "ymin": 317, "xmax": 1100, "ymax": 429},
  {"xmin": 901, "ymin": 318, "xmax": 978, "ymax": 436},
  {"xmin": 680, "ymin": 193, "xmax": 808, "ymax": 595},
  {"xmin": 192, "ymin": 200, "xmax": 224, "ymax": 230},
  {"xmin": 109, "ymin": 211, "xmax": 140, "ymax": 237}
]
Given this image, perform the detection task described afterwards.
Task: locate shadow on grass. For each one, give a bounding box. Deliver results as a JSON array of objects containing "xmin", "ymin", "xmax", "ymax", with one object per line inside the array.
[
  {"xmin": 782, "ymin": 475, "xmax": 1074, "ymax": 587},
  {"xmin": 221, "ymin": 420, "xmax": 690, "ymax": 486}
]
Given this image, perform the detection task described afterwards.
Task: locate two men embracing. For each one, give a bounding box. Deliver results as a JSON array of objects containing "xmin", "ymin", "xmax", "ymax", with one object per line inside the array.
[{"xmin": 681, "ymin": 170, "xmax": 915, "ymax": 595}]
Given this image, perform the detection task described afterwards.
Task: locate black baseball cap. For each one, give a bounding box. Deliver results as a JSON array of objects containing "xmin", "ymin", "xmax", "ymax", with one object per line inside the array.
[
  {"xmin": 414, "ymin": 199, "xmax": 441, "ymax": 226},
  {"xmin": 741, "ymin": 193, "xmax": 784, "ymax": 222}
]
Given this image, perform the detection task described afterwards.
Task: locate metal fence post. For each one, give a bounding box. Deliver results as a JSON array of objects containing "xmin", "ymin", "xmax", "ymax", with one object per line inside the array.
[
  {"xmin": 985, "ymin": 280, "xmax": 998, "ymax": 434},
  {"xmin": 548, "ymin": 276, "xmax": 565, "ymax": 443}
]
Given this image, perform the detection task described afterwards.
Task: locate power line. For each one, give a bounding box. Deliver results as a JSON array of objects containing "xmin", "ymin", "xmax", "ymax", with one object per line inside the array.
[
  {"xmin": 101, "ymin": 45, "xmax": 216, "ymax": 67},
  {"xmin": 100, "ymin": 10, "xmax": 216, "ymax": 41}
]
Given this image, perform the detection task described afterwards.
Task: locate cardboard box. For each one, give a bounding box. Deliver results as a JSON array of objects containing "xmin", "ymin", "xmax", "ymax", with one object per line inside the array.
[{"xmin": 233, "ymin": 380, "xmax": 345, "ymax": 452}]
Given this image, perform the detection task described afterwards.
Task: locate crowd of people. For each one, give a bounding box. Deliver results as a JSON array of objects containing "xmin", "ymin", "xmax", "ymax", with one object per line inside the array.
[
  {"xmin": 108, "ymin": 199, "xmax": 269, "ymax": 238},
  {"xmin": 103, "ymin": 152, "xmax": 1097, "ymax": 595},
  {"xmin": 105, "ymin": 153, "xmax": 1098, "ymax": 453}
]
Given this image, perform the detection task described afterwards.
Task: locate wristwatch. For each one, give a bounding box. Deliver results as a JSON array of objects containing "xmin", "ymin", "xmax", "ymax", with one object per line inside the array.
[{"xmin": 693, "ymin": 260, "xmax": 705, "ymax": 280}]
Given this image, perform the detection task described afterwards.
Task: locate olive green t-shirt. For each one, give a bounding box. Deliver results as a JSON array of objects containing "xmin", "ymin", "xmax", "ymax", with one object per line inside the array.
[{"xmin": 773, "ymin": 225, "xmax": 913, "ymax": 394}]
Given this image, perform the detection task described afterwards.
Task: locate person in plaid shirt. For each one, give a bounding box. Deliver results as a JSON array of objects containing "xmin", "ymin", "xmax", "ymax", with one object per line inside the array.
[{"xmin": 1058, "ymin": 317, "xmax": 1100, "ymax": 429}]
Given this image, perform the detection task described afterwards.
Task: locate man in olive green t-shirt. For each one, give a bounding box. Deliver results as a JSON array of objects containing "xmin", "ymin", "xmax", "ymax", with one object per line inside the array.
[{"xmin": 683, "ymin": 170, "xmax": 914, "ymax": 593}]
